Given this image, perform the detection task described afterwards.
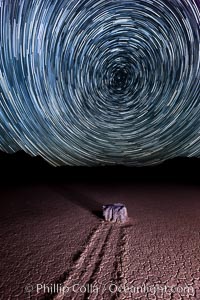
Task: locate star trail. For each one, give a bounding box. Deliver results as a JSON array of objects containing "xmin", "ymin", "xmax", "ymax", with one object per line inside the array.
[{"xmin": 0, "ymin": 0, "xmax": 199, "ymax": 166}]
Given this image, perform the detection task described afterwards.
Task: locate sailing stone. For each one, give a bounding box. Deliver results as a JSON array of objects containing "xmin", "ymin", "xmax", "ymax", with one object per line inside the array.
[{"xmin": 102, "ymin": 203, "xmax": 128, "ymax": 223}]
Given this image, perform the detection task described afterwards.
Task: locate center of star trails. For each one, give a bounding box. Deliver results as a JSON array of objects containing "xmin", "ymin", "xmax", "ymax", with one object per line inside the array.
[
  {"xmin": 108, "ymin": 67, "xmax": 133, "ymax": 94},
  {"xmin": 113, "ymin": 69, "xmax": 128, "ymax": 89}
]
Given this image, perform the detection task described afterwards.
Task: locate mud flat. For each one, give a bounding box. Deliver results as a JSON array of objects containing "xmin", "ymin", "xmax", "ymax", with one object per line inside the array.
[{"xmin": 0, "ymin": 182, "xmax": 200, "ymax": 299}]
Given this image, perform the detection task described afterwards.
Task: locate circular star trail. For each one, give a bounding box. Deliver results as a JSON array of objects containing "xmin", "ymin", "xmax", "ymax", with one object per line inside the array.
[{"xmin": 0, "ymin": 0, "xmax": 199, "ymax": 166}]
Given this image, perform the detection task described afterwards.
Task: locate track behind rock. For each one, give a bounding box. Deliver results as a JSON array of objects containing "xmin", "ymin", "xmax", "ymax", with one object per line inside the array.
[{"xmin": 54, "ymin": 221, "xmax": 133, "ymax": 300}]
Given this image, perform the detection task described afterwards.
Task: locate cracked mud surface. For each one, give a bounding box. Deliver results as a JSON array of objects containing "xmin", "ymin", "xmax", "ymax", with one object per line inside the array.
[{"xmin": 0, "ymin": 183, "xmax": 200, "ymax": 299}]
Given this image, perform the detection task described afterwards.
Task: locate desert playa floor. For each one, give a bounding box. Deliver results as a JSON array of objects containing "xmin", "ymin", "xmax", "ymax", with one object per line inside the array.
[{"xmin": 0, "ymin": 182, "xmax": 200, "ymax": 300}]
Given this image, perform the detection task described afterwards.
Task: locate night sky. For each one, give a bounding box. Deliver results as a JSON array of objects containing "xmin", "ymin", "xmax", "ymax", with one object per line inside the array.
[{"xmin": 0, "ymin": 0, "xmax": 199, "ymax": 166}]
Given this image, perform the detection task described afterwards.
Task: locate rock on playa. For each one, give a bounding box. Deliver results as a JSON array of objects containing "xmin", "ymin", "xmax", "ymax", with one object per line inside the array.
[{"xmin": 102, "ymin": 203, "xmax": 128, "ymax": 223}]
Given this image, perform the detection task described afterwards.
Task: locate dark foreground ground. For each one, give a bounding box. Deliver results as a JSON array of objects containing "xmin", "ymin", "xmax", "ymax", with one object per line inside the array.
[{"xmin": 0, "ymin": 180, "xmax": 200, "ymax": 300}]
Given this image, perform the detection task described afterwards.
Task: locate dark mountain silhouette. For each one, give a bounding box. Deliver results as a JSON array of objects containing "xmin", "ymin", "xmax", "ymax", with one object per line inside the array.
[
  {"xmin": 0, "ymin": 150, "xmax": 52, "ymax": 170},
  {"xmin": 0, "ymin": 150, "xmax": 199, "ymax": 185}
]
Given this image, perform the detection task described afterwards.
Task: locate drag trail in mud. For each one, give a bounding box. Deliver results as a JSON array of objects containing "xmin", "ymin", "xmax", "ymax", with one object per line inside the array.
[{"xmin": 53, "ymin": 221, "xmax": 133, "ymax": 300}]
